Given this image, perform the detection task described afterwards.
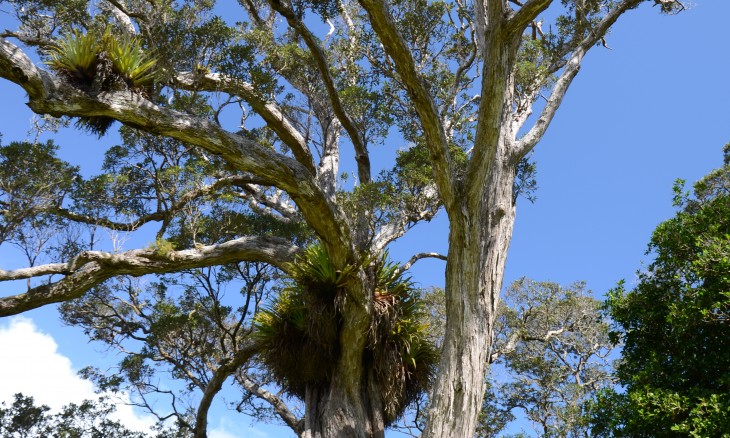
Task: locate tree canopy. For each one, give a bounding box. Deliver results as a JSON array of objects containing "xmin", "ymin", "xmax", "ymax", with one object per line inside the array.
[
  {"xmin": 591, "ymin": 146, "xmax": 730, "ymax": 437},
  {"xmin": 0, "ymin": 0, "xmax": 686, "ymax": 437}
]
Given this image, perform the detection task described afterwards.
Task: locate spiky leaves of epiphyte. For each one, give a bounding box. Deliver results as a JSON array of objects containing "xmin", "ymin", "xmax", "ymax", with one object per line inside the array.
[
  {"xmin": 253, "ymin": 246, "xmax": 438, "ymax": 425},
  {"xmin": 46, "ymin": 28, "xmax": 158, "ymax": 136},
  {"xmin": 253, "ymin": 244, "xmax": 352, "ymax": 397},
  {"xmin": 103, "ymin": 32, "xmax": 157, "ymax": 89},
  {"xmin": 47, "ymin": 28, "xmax": 158, "ymax": 91},
  {"xmin": 47, "ymin": 29, "xmax": 101, "ymax": 85},
  {"xmin": 369, "ymin": 255, "xmax": 438, "ymax": 424}
]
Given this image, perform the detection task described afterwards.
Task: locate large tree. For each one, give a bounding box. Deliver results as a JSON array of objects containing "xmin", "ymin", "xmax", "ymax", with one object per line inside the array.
[
  {"xmin": 590, "ymin": 146, "xmax": 730, "ymax": 437},
  {"xmin": 0, "ymin": 0, "xmax": 685, "ymax": 437}
]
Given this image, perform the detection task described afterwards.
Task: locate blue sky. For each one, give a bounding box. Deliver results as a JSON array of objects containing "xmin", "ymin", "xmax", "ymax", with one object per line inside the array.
[{"xmin": 0, "ymin": 1, "xmax": 728, "ymax": 437}]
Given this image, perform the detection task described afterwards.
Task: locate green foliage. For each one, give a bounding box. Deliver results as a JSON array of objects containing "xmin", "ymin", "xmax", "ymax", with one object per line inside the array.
[
  {"xmin": 593, "ymin": 146, "xmax": 730, "ymax": 436},
  {"xmin": 253, "ymin": 246, "xmax": 437, "ymax": 424},
  {"xmin": 290, "ymin": 0, "xmax": 341, "ymax": 20},
  {"xmin": 0, "ymin": 393, "xmax": 161, "ymax": 437},
  {"xmin": 475, "ymin": 379, "xmax": 516, "ymax": 438},
  {"xmin": 0, "ymin": 0, "xmax": 688, "ymax": 434},
  {"xmin": 104, "ymin": 33, "xmax": 158, "ymax": 89},
  {"xmin": 0, "ymin": 140, "xmax": 78, "ymax": 243},
  {"xmin": 48, "ymin": 28, "xmax": 158, "ymax": 91},
  {"xmin": 369, "ymin": 255, "xmax": 439, "ymax": 422},
  {"xmin": 484, "ymin": 279, "xmax": 614, "ymax": 437},
  {"xmin": 417, "ymin": 280, "xmax": 614, "ymax": 437},
  {"xmin": 46, "ymin": 29, "xmax": 158, "ymax": 136},
  {"xmin": 150, "ymin": 237, "xmax": 176, "ymax": 257},
  {"xmin": 47, "ymin": 29, "xmax": 101, "ymax": 84},
  {"xmin": 514, "ymin": 38, "xmax": 555, "ymax": 99},
  {"xmin": 60, "ymin": 262, "xmax": 276, "ymax": 431},
  {"xmin": 513, "ymin": 155, "xmax": 538, "ymax": 204},
  {"xmin": 252, "ymin": 244, "xmax": 354, "ymax": 396}
]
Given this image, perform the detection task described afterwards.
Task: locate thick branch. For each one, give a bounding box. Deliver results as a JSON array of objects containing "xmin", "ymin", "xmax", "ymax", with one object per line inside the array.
[
  {"xmin": 194, "ymin": 343, "xmax": 258, "ymax": 438},
  {"xmin": 465, "ymin": 3, "xmax": 520, "ymax": 208},
  {"xmin": 104, "ymin": 0, "xmax": 137, "ymax": 34},
  {"xmin": 0, "ymin": 38, "xmax": 48, "ymax": 99},
  {"xmin": 0, "ymin": 236, "xmax": 300, "ymax": 316},
  {"xmin": 0, "ymin": 37, "xmax": 354, "ymax": 264},
  {"xmin": 268, "ymin": 0, "xmax": 372, "ymax": 184},
  {"xmin": 506, "ymin": 0, "xmax": 553, "ymax": 37},
  {"xmin": 0, "ymin": 263, "xmax": 68, "ymax": 281},
  {"xmin": 173, "ymin": 72, "xmax": 316, "ymax": 174},
  {"xmin": 358, "ymin": 0, "xmax": 457, "ymax": 212}
]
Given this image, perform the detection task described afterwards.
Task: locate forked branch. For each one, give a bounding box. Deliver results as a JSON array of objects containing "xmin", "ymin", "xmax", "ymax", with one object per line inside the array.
[
  {"xmin": 513, "ymin": 0, "xmax": 645, "ymax": 159},
  {"xmin": 268, "ymin": 0, "xmax": 371, "ymax": 184}
]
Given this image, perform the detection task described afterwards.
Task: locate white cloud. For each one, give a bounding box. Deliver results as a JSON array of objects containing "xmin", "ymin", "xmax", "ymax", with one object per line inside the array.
[{"xmin": 0, "ymin": 317, "xmax": 155, "ymax": 432}]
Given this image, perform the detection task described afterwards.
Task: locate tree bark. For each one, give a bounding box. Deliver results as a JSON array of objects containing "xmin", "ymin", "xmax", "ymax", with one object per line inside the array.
[
  {"xmin": 423, "ymin": 156, "xmax": 517, "ymax": 438},
  {"xmin": 301, "ymin": 373, "xmax": 386, "ymax": 438}
]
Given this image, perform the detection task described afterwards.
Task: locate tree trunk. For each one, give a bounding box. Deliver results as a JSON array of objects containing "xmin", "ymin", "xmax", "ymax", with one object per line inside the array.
[
  {"xmin": 301, "ymin": 375, "xmax": 386, "ymax": 438},
  {"xmin": 422, "ymin": 157, "xmax": 517, "ymax": 438},
  {"xmin": 300, "ymin": 273, "xmax": 385, "ymax": 438}
]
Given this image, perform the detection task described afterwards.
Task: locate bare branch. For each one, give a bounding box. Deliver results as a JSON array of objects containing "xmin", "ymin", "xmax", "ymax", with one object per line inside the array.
[
  {"xmin": 194, "ymin": 343, "xmax": 258, "ymax": 438},
  {"xmin": 240, "ymin": 184, "xmax": 297, "ymax": 219},
  {"xmin": 239, "ymin": 373, "xmax": 303, "ymax": 434},
  {"xmin": 173, "ymin": 72, "xmax": 316, "ymax": 174},
  {"xmin": 512, "ymin": 0, "xmax": 644, "ymax": 159},
  {"xmin": 400, "ymin": 252, "xmax": 447, "ymax": 273},
  {"xmin": 372, "ymin": 201, "xmax": 440, "ymax": 253},
  {"xmin": 104, "ymin": 0, "xmax": 148, "ymax": 23},
  {"xmin": 0, "ymin": 236, "xmax": 300, "ymax": 316},
  {"xmin": 103, "ymin": 0, "xmax": 137, "ymax": 34},
  {"xmin": 493, "ymin": 326, "xmax": 571, "ymax": 362},
  {"xmin": 268, "ymin": 0, "xmax": 372, "ymax": 184}
]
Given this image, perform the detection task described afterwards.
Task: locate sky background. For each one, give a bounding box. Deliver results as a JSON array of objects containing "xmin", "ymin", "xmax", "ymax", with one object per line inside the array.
[{"xmin": 0, "ymin": 1, "xmax": 728, "ymax": 436}]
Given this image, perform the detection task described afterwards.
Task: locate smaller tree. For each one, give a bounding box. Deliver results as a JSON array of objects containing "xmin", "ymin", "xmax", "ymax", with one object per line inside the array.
[
  {"xmin": 408, "ymin": 279, "xmax": 615, "ymax": 438},
  {"xmin": 591, "ymin": 145, "xmax": 730, "ymax": 437},
  {"xmin": 481, "ymin": 279, "xmax": 615, "ymax": 438},
  {"xmin": 0, "ymin": 393, "xmax": 162, "ymax": 438}
]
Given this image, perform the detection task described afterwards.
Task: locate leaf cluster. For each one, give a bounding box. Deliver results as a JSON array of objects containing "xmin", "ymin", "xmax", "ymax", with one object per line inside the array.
[
  {"xmin": 595, "ymin": 146, "xmax": 730, "ymax": 436},
  {"xmin": 59, "ymin": 262, "xmax": 279, "ymax": 429},
  {"xmin": 0, "ymin": 393, "xmax": 162, "ymax": 437},
  {"xmin": 0, "ymin": 140, "xmax": 78, "ymax": 244},
  {"xmin": 253, "ymin": 245, "xmax": 437, "ymax": 424},
  {"xmin": 47, "ymin": 29, "xmax": 158, "ymax": 136},
  {"xmin": 416, "ymin": 279, "xmax": 613, "ymax": 437}
]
